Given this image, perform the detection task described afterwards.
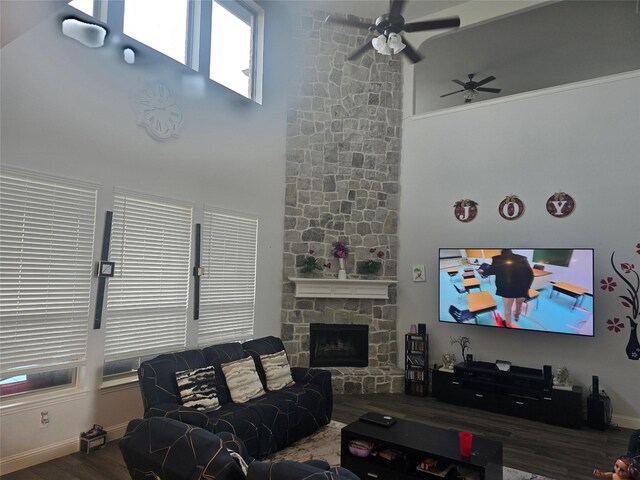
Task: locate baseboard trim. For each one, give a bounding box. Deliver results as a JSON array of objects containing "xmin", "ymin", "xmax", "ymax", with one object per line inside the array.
[
  {"xmin": 0, "ymin": 421, "xmax": 130, "ymax": 475},
  {"xmin": 612, "ymin": 413, "xmax": 640, "ymax": 430}
]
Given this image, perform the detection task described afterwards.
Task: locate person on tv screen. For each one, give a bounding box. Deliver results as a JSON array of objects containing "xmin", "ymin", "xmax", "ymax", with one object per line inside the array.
[{"xmin": 478, "ymin": 249, "xmax": 534, "ymax": 327}]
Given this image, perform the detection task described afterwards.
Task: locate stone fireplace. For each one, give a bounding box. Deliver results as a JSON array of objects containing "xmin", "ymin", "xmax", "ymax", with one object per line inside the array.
[
  {"xmin": 280, "ymin": 9, "xmax": 404, "ymax": 394},
  {"xmin": 310, "ymin": 323, "xmax": 368, "ymax": 368}
]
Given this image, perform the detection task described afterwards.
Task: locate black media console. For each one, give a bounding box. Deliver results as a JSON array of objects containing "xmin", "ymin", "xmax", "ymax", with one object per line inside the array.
[{"xmin": 432, "ymin": 361, "xmax": 583, "ymax": 428}]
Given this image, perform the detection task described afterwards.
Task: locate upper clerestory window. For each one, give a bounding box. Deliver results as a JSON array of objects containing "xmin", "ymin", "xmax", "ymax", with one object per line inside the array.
[{"xmin": 69, "ymin": 0, "xmax": 263, "ymax": 103}]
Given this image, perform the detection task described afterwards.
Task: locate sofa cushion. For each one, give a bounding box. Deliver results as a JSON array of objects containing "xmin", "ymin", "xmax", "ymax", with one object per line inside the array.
[
  {"xmin": 138, "ymin": 350, "xmax": 209, "ymax": 411},
  {"xmin": 203, "ymin": 342, "xmax": 249, "ymax": 404},
  {"xmin": 175, "ymin": 365, "xmax": 220, "ymax": 412},
  {"xmin": 243, "ymin": 336, "xmax": 286, "ymax": 387},
  {"xmin": 276, "ymin": 383, "xmax": 331, "ymax": 441},
  {"xmin": 221, "ymin": 356, "xmax": 265, "ymax": 404},
  {"xmin": 260, "ymin": 350, "xmax": 295, "ymax": 391}
]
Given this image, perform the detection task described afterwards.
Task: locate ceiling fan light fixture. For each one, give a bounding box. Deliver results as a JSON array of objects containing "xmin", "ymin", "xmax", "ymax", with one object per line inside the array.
[
  {"xmin": 372, "ymin": 34, "xmax": 392, "ymax": 55},
  {"xmin": 387, "ymin": 33, "xmax": 405, "ymax": 54},
  {"xmin": 463, "ymin": 90, "xmax": 479, "ymax": 102}
]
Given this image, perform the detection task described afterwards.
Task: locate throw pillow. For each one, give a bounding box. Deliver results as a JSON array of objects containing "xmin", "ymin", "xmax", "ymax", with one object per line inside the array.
[
  {"xmin": 175, "ymin": 365, "xmax": 220, "ymax": 412},
  {"xmin": 260, "ymin": 350, "xmax": 295, "ymax": 391},
  {"xmin": 221, "ymin": 356, "xmax": 265, "ymax": 403}
]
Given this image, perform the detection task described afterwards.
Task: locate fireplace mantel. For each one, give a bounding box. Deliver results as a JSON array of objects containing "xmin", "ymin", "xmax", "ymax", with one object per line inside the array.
[{"xmin": 288, "ymin": 277, "xmax": 397, "ymax": 299}]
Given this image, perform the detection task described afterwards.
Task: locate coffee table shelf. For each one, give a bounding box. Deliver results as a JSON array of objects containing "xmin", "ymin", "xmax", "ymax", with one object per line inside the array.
[{"xmin": 341, "ymin": 415, "xmax": 502, "ymax": 480}]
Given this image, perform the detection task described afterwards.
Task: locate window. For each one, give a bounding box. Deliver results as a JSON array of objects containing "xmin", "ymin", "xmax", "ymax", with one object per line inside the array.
[
  {"xmin": 0, "ymin": 168, "xmax": 98, "ymax": 396},
  {"xmin": 198, "ymin": 209, "xmax": 257, "ymax": 345},
  {"xmin": 123, "ymin": 0, "xmax": 189, "ymax": 64},
  {"xmin": 210, "ymin": 1, "xmax": 254, "ymax": 98},
  {"xmin": 103, "ymin": 190, "xmax": 192, "ymax": 376},
  {"xmin": 69, "ymin": 0, "xmax": 94, "ymax": 16},
  {"xmin": 69, "ymin": 0, "xmax": 264, "ymax": 102}
]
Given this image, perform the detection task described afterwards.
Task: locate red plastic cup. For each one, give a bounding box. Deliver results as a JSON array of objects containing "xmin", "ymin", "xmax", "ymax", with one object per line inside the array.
[{"xmin": 458, "ymin": 431, "xmax": 473, "ymax": 457}]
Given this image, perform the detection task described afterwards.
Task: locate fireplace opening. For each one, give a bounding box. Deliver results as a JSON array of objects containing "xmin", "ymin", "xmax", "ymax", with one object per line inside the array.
[{"xmin": 309, "ymin": 323, "xmax": 368, "ymax": 368}]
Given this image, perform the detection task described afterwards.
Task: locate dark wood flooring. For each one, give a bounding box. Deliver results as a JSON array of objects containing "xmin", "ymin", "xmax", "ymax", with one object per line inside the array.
[{"xmin": 2, "ymin": 393, "xmax": 632, "ymax": 479}]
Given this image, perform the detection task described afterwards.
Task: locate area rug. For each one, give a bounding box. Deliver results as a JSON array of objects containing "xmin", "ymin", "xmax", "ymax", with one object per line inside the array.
[{"xmin": 268, "ymin": 421, "xmax": 553, "ymax": 480}]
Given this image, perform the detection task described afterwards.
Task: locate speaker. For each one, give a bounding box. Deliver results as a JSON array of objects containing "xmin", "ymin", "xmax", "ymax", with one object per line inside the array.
[
  {"xmin": 587, "ymin": 395, "xmax": 610, "ymax": 430},
  {"xmin": 418, "ymin": 323, "xmax": 426, "ymax": 336},
  {"xmin": 592, "ymin": 375, "xmax": 599, "ymax": 397},
  {"xmin": 543, "ymin": 365, "xmax": 552, "ymax": 391}
]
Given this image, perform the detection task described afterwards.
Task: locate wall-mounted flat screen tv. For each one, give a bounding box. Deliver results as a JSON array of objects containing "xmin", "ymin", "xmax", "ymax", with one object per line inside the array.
[{"xmin": 439, "ymin": 248, "xmax": 594, "ymax": 336}]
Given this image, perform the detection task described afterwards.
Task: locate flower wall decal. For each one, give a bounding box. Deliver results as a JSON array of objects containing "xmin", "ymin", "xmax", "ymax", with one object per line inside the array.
[
  {"xmin": 606, "ymin": 318, "xmax": 624, "ymax": 333},
  {"xmin": 600, "ymin": 277, "xmax": 617, "ymax": 292},
  {"xmin": 602, "ymin": 244, "xmax": 640, "ymax": 360}
]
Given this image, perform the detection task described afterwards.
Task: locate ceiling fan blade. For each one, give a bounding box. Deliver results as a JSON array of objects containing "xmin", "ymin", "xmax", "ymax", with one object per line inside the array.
[
  {"xmin": 401, "ymin": 39, "xmax": 423, "ymax": 63},
  {"xmin": 474, "ymin": 76, "xmax": 496, "ymax": 87},
  {"xmin": 389, "ymin": 0, "xmax": 406, "ymax": 19},
  {"xmin": 452, "ymin": 79, "xmax": 467, "ymax": 88},
  {"xmin": 347, "ymin": 41, "xmax": 374, "ymax": 61},
  {"xmin": 477, "ymin": 87, "xmax": 502, "ymax": 93},
  {"xmin": 440, "ymin": 89, "xmax": 465, "ymax": 98},
  {"xmin": 403, "ymin": 17, "xmax": 460, "ymax": 33},
  {"xmin": 325, "ymin": 14, "xmax": 373, "ymax": 30}
]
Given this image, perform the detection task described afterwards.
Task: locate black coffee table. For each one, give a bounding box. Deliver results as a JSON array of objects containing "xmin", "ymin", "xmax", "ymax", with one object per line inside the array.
[{"xmin": 341, "ymin": 414, "xmax": 503, "ymax": 479}]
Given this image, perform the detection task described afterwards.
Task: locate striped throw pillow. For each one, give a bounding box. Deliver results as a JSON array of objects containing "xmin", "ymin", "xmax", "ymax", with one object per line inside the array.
[
  {"xmin": 175, "ymin": 365, "xmax": 220, "ymax": 412},
  {"xmin": 260, "ymin": 350, "xmax": 295, "ymax": 391},
  {"xmin": 221, "ymin": 356, "xmax": 265, "ymax": 404}
]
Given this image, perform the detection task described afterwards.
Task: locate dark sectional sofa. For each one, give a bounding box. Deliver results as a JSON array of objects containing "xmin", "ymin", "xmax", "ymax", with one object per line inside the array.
[
  {"xmin": 137, "ymin": 336, "xmax": 333, "ymax": 459},
  {"xmin": 119, "ymin": 416, "xmax": 358, "ymax": 480}
]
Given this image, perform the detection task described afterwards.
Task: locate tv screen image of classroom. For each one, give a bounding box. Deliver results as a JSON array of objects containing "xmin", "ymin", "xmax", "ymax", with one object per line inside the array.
[{"xmin": 439, "ymin": 249, "xmax": 594, "ymax": 336}]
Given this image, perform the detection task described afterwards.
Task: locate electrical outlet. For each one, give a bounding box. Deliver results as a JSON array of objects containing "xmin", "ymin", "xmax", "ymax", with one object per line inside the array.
[{"xmin": 40, "ymin": 411, "xmax": 50, "ymax": 427}]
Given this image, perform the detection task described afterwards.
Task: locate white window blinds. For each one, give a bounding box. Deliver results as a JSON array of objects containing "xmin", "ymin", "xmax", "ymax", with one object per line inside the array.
[
  {"xmin": 198, "ymin": 209, "xmax": 257, "ymax": 345},
  {"xmin": 0, "ymin": 169, "xmax": 97, "ymax": 376},
  {"xmin": 104, "ymin": 190, "xmax": 192, "ymax": 362}
]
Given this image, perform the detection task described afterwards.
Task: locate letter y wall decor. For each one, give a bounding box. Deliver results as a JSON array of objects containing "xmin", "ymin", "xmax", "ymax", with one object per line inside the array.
[{"xmin": 453, "ymin": 192, "xmax": 576, "ymax": 222}]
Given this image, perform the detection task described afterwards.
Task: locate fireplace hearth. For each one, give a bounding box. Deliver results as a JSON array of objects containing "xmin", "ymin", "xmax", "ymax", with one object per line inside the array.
[{"xmin": 309, "ymin": 323, "xmax": 368, "ymax": 368}]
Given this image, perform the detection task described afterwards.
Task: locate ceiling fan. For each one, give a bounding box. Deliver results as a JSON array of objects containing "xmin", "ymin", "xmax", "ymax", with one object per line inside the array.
[
  {"xmin": 441, "ymin": 74, "xmax": 502, "ymax": 103},
  {"xmin": 325, "ymin": 0, "xmax": 460, "ymax": 64}
]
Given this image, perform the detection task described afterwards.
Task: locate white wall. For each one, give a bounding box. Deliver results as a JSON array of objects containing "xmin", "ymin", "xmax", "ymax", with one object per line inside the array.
[
  {"xmin": 0, "ymin": 2, "xmax": 292, "ymax": 472},
  {"xmin": 398, "ymin": 72, "xmax": 640, "ymax": 426}
]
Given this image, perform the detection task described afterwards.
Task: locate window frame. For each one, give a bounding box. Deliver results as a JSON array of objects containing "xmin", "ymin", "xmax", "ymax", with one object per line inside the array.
[
  {"xmin": 102, "ymin": 188, "xmax": 193, "ymax": 373},
  {"xmin": 0, "ymin": 167, "xmax": 99, "ymax": 397},
  {"xmin": 197, "ymin": 206, "xmax": 258, "ymax": 346},
  {"xmin": 70, "ymin": 0, "xmax": 264, "ymax": 103}
]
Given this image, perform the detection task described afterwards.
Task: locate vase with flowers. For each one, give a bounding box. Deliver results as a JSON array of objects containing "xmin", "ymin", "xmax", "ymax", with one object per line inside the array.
[
  {"xmin": 299, "ymin": 249, "xmax": 331, "ymax": 276},
  {"xmin": 358, "ymin": 247, "xmax": 385, "ymax": 278},
  {"xmin": 330, "ymin": 241, "xmax": 349, "ymax": 279}
]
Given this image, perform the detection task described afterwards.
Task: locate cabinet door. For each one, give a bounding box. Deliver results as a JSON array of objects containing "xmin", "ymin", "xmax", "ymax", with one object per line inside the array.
[
  {"xmin": 465, "ymin": 389, "xmax": 501, "ymax": 412},
  {"xmin": 544, "ymin": 389, "xmax": 583, "ymax": 428},
  {"xmin": 432, "ymin": 370, "xmax": 464, "ymax": 403},
  {"xmin": 501, "ymin": 395, "xmax": 541, "ymax": 420}
]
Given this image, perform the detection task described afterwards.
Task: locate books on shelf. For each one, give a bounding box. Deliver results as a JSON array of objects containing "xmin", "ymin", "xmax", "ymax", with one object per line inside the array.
[
  {"xmin": 416, "ymin": 457, "xmax": 455, "ymax": 477},
  {"xmin": 406, "ymin": 354, "xmax": 424, "ymax": 367}
]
